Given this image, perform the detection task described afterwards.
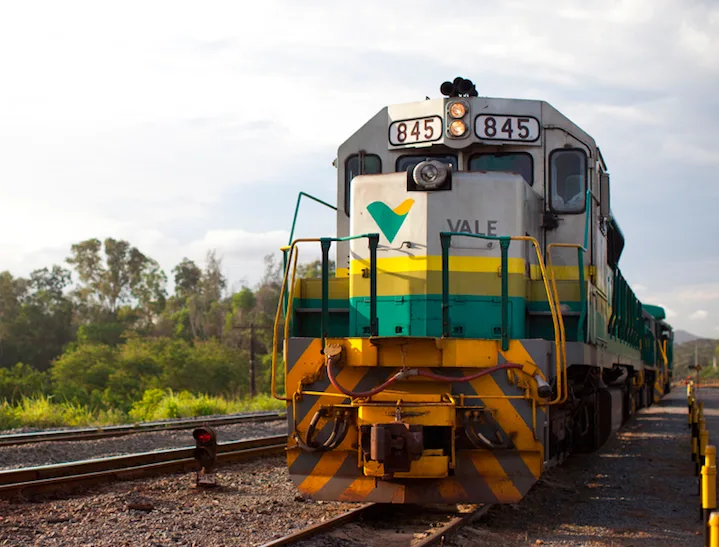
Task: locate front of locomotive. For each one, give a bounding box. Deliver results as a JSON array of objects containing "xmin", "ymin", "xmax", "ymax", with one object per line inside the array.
[{"xmin": 281, "ymin": 78, "xmax": 560, "ymax": 504}]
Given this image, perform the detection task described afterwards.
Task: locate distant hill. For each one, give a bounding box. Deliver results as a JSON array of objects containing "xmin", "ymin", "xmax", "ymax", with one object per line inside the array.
[
  {"xmin": 675, "ymin": 329, "xmax": 701, "ymax": 344},
  {"xmin": 673, "ymin": 337, "xmax": 718, "ymax": 378}
]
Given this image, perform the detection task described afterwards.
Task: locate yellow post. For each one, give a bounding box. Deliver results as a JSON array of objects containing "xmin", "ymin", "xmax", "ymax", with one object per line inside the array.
[
  {"xmin": 694, "ymin": 405, "xmax": 701, "ymax": 456},
  {"xmin": 710, "ymin": 511, "xmax": 719, "ymax": 547},
  {"xmin": 703, "ymin": 447, "xmax": 717, "ymax": 547},
  {"xmin": 700, "ymin": 422, "xmax": 709, "ymax": 494}
]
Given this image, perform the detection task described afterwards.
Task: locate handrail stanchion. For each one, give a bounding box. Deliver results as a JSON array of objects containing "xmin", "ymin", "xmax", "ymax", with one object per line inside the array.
[
  {"xmin": 499, "ymin": 237, "xmax": 510, "ymax": 351},
  {"xmin": 576, "ymin": 247, "xmax": 586, "ymax": 342},
  {"xmin": 320, "ymin": 238, "xmax": 331, "ymax": 353},
  {"xmin": 368, "ymin": 234, "xmax": 379, "ymax": 337},
  {"xmin": 440, "ymin": 233, "xmax": 451, "ymax": 338}
]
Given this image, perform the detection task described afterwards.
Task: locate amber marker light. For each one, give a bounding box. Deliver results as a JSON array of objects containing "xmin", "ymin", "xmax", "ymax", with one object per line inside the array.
[
  {"xmin": 448, "ymin": 102, "xmax": 466, "ymax": 118},
  {"xmin": 449, "ymin": 120, "xmax": 467, "ymax": 136}
]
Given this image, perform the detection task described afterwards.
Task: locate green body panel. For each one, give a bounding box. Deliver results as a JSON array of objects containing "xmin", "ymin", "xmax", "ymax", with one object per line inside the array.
[
  {"xmin": 351, "ymin": 295, "xmax": 525, "ymax": 338},
  {"xmin": 526, "ymin": 300, "xmax": 583, "ymax": 342},
  {"xmin": 292, "ymin": 295, "xmax": 526, "ymax": 340},
  {"xmin": 292, "ymin": 298, "xmax": 349, "ymax": 338},
  {"xmin": 642, "ymin": 304, "xmax": 666, "ymax": 320}
]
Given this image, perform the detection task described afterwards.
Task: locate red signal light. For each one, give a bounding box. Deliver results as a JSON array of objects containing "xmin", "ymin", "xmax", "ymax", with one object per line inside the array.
[{"xmin": 197, "ymin": 432, "xmax": 212, "ymax": 444}]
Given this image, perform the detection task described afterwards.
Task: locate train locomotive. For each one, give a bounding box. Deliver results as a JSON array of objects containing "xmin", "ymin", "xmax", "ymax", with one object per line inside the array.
[{"xmin": 271, "ymin": 77, "xmax": 674, "ymax": 504}]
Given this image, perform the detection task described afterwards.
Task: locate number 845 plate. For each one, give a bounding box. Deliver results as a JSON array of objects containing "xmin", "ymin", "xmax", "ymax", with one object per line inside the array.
[{"xmin": 475, "ymin": 115, "xmax": 540, "ymax": 142}]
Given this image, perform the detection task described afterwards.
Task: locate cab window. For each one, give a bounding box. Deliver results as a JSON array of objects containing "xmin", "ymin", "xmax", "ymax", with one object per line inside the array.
[
  {"xmin": 345, "ymin": 154, "xmax": 381, "ymax": 215},
  {"xmin": 396, "ymin": 154, "xmax": 457, "ymax": 173},
  {"xmin": 468, "ymin": 153, "xmax": 533, "ymax": 186},
  {"xmin": 549, "ymin": 149, "xmax": 586, "ymax": 214}
]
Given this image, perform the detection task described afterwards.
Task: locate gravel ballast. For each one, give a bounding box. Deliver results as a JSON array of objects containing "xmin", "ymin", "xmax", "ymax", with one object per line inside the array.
[
  {"xmin": 0, "ymin": 420, "xmax": 286, "ymax": 470},
  {"xmin": 0, "ymin": 455, "xmax": 356, "ymax": 547}
]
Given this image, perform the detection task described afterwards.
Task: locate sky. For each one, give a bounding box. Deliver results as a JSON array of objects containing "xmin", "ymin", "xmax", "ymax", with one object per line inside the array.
[{"xmin": 0, "ymin": 0, "xmax": 717, "ymax": 337}]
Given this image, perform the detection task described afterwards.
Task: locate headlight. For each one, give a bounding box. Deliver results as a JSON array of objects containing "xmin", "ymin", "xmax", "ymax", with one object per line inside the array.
[
  {"xmin": 448, "ymin": 102, "xmax": 466, "ymax": 118},
  {"xmin": 413, "ymin": 160, "xmax": 449, "ymax": 190},
  {"xmin": 449, "ymin": 120, "xmax": 467, "ymax": 137}
]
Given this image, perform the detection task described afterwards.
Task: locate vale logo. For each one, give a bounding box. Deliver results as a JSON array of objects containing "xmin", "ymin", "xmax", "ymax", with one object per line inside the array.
[{"xmin": 366, "ymin": 199, "xmax": 415, "ymax": 243}]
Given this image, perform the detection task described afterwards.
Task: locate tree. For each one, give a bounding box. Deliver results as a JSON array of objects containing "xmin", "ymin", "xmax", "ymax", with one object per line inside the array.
[
  {"xmin": 67, "ymin": 238, "xmax": 167, "ymax": 324},
  {"xmin": 0, "ymin": 268, "xmax": 75, "ymax": 371},
  {"xmin": 187, "ymin": 251, "xmax": 227, "ymax": 340},
  {"xmin": 173, "ymin": 258, "xmax": 202, "ymax": 298},
  {"xmin": 296, "ymin": 259, "xmax": 336, "ymax": 279}
]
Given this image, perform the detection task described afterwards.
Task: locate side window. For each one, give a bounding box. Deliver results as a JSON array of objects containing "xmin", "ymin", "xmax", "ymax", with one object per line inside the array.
[
  {"xmin": 396, "ymin": 155, "xmax": 457, "ymax": 173},
  {"xmin": 345, "ymin": 154, "xmax": 381, "ymax": 215},
  {"xmin": 468, "ymin": 153, "xmax": 533, "ymax": 186},
  {"xmin": 549, "ymin": 149, "xmax": 587, "ymax": 214}
]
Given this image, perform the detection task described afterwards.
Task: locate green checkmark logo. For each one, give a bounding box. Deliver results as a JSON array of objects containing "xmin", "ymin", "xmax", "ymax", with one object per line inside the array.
[{"xmin": 366, "ymin": 199, "xmax": 415, "ymax": 243}]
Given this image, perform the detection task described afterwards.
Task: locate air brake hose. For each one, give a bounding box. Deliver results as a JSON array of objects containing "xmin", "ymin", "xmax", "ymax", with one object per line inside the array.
[{"xmin": 325, "ymin": 355, "xmax": 523, "ymax": 399}]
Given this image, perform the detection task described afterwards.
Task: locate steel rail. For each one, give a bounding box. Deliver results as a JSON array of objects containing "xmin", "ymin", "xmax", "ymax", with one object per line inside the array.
[
  {"xmin": 0, "ymin": 434, "xmax": 286, "ymax": 499},
  {"xmin": 0, "ymin": 411, "xmax": 285, "ymax": 447},
  {"xmin": 259, "ymin": 503, "xmax": 377, "ymax": 546},
  {"xmin": 259, "ymin": 503, "xmax": 493, "ymax": 547},
  {"xmin": 413, "ymin": 504, "xmax": 492, "ymax": 547}
]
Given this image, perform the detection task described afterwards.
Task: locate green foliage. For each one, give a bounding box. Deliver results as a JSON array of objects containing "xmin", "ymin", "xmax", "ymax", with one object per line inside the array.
[
  {"xmin": 0, "ymin": 364, "xmax": 50, "ymax": 403},
  {"xmin": 128, "ymin": 389, "xmax": 283, "ymax": 422},
  {"xmin": 0, "ymin": 395, "xmax": 126, "ymax": 430},
  {"xmin": 67, "ymin": 237, "xmax": 167, "ymax": 320},
  {"xmin": 51, "ymin": 343, "xmax": 118, "ymax": 406},
  {"xmin": 0, "ymin": 233, "xmax": 324, "ymax": 428},
  {"xmin": 0, "ymin": 268, "xmax": 75, "ymax": 371}
]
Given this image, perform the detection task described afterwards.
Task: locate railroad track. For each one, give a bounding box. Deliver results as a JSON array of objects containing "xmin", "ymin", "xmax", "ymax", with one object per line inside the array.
[
  {"xmin": 0, "ymin": 411, "xmax": 285, "ymax": 447},
  {"xmin": 0, "ymin": 434, "xmax": 286, "ymax": 499},
  {"xmin": 260, "ymin": 502, "xmax": 492, "ymax": 547}
]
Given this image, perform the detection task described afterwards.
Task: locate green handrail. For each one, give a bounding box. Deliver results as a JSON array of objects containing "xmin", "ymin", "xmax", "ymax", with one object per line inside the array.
[
  {"xmin": 583, "ymin": 189, "xmax": 591, "ymax": 250},
  {"xmin": 288, "ymin": 192, "xmax": 337, "ymax": 246},
  {"xmin": 576, "ymin": 247, "xmax": 586, "ymax": 342},
  {"xmin": 440, "ymin": 231, "xmax": 511, "ymax": 351},
  {"xmin": 282, "ymin": 192, "xmax": 338, "ymax": 317},
  {"xmin": 318, "ymin": 233, "xmax": 379, "ymax": 350}
]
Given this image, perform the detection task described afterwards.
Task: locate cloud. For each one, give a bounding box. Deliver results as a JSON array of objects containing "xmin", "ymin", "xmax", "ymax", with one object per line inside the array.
[
  {"xmin": 690, "ymin": 310, "xmax": 709, "ymax": 321},
  {"xmin": 0, "ymin": 0, "xmax": 716, "ymax": 321}
]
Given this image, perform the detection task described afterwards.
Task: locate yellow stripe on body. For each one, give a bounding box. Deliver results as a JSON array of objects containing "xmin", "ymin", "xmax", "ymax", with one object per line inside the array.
[
  {"xmin": 298, "ymin": 451, "xmax": 349, "ymax": 494},
  {"xmin": 350, "ymin": 255, "xmax": 527, "ymax": 275},
  {"xmin": 469, "ymin": 343, "xmax": 544, "ymax": 479},
  {"xmin": 350, "ymin": 270, "xmax": 526, "ymax": 298},
  {"xmin": 530, "ymin": 264, "xmax": 593, "ymax": 281},
  {"xmin": 294, "ymin": 277, "xmax": 349, "ymax": 300},
  {"xmin": 469, "ymin": 451, "xmax": 523, "ymax": 503}
]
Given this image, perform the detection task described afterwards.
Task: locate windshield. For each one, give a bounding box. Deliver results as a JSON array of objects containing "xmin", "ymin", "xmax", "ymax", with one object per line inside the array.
[{"xmin": 468, "ymin": 153, "xmax": 533, "ymax": 185}]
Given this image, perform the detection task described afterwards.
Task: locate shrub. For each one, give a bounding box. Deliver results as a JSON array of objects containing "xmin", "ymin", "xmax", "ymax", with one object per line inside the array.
[{"xmin": 0, "ymin": 363, "xmax": 50, "ymax": 403}]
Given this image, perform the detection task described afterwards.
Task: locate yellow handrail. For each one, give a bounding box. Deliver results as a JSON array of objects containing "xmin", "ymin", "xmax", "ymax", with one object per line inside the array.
[
  {"xmin": 271, "ymin": 238, "xmax": 322, "ymax": 401},
  {"xmin": 546, "ymin": 243, "xmax": 585, "ymax": 405},
  {"xmin": 657, "ymin": 339, "xmax": 669, "ymax": 366},
  {"xmin": 511, "ymin": 236, "xmax": 564, "ymax": 405}
]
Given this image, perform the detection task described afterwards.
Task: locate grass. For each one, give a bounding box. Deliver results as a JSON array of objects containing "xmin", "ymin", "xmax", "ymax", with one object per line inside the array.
[{"xmin": 0, "ymin": 391, "xmax": 285, "ymax": 431}]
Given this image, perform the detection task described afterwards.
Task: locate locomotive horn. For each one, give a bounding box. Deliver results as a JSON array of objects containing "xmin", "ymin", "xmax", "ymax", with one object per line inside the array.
[{"xmin": 440, "ymin": 81, "xmax": 455, "ymax": 96}]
